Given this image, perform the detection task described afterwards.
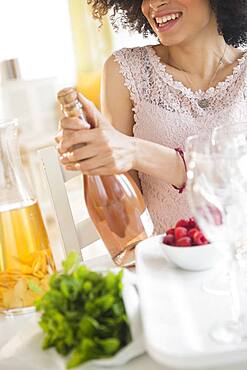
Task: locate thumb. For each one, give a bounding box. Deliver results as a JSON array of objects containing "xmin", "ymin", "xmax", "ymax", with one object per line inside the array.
[{"xmin": 78, "ymin": 93, "xmax": 108, "ymax": 129}]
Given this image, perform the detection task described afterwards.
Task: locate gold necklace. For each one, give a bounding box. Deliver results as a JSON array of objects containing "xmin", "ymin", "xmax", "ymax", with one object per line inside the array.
[{"xmin": 168, "ymin": 44, "xmax": 228, "ymax": 109}]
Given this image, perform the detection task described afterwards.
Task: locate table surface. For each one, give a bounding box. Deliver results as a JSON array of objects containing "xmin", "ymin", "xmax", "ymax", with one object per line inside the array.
[
  {"xmin": 0, "ymin": 248, "xmax": 165, "ymax": 370},
  {"xmin": 1, "ymin": 235, "xmax": 247, "ymax": 370},
  {"xmin": 2, "ymin": 313, "xmax": 247, "ymax": 370},
  {"xmin": 0, "ymin": 312, "xmax": 164, "ymax": 370}
]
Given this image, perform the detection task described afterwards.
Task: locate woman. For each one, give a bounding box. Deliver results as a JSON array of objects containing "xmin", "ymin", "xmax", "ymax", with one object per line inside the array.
[{"xmin": 57, "ymin": 0, "xmax": 247, "ymax": 233}]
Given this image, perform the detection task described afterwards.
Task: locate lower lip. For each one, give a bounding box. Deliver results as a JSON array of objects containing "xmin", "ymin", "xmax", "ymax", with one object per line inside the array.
[{"xmin": 155, "ymin": 16, "xmax": 182, "ymax": 33}]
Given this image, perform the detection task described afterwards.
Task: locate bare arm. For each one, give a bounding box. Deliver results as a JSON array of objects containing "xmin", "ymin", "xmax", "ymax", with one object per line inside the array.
[
  {"xmin": 100, "ymin": 54, "xmax": 141, "ymax": 186},
  {"xmin": 100, "ymin": 54, "xmax": 186, "ymax": 188},
  {"xmin": 58, "ymin": 55, "xmax": 186, "ymax": 188}
]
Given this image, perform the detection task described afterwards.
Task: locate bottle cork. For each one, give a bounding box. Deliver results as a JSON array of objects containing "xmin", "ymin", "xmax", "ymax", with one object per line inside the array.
[
  {"xmin": 57, "ymin": 87, "xmax": 85, "ymax": 119},
  {"xmin": 57, "ymin": 87, "xmax": 77, "ymax": 105}
]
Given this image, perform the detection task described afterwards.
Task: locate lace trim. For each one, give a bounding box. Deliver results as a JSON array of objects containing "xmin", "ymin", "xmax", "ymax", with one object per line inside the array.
[
  {"xmin": 113, "ymin": 47, "xmax": 154, "ymax": 131},
  {"xmin": 113, "ymin": 46, "xmax": 247, "ymax": 124},
  {"xmin": 113, "ymin": 49, "xmax": 141, "ymax": 107},
  {"xmin": 146, "ymin": 45, "xmax": 247, "ymax": 100}
]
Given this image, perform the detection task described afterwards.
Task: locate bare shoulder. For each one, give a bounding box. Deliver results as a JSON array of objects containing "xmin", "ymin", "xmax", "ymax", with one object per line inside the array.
[
  {"xmin": 103, "ymin": 54, "xmax": 119, "ymax": 75},
  {"xmin": 102, "ymin": 54, "xmax": 126, "ymax": 91},
  {"xmin": 104, "ymin": 53, "xmax": 120, "ymax": 72},
  {"xmin": 101, "ymin": 52, "xmax": 134, "ymax": 135},
  {"xmin": 104, "ymin": 46, "xmax": 149, "ymax": 72},
  {"xmin": 101, "ymin": 51, "xmax": 134, "ymax": 110},
  {"xmin": 102, "ymin": 46, "xmax": 150, "ymax": 99}
]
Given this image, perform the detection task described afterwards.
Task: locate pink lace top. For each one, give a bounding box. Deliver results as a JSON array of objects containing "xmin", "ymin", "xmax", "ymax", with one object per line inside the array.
[{"xmin": 113, "ymin": 45, "xmax": 247, "ymax": 234}]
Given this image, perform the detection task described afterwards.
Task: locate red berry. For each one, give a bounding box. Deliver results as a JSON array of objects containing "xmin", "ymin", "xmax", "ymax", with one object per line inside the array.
[
  {"xmin": 163, "ymin": 234, "xmax": 175, "ymax": 246},
  {"xmin": 175, "ymin": 219, "xmax": 189, "ymax": 228},
  {"xmin": 176, "ymin": 237, "xmax": 192, "ymax": 247},
  {"xmin": 166, "ymin": 228, "xmax": 175, "ymax": 235},
  {"xmin": 187, "ymin": 228, "xmax": 198, "ymax": 239},
  {"xmin": 187, "ymin": 217, "xmax": 197, "ymax": 229},
  {"xmin": 174, "ymin": 227, "xmax": 187, "ymax": 240},
  {"xmin": 193, "ymin": 231, "xmax": 208, "ymax": 245}
]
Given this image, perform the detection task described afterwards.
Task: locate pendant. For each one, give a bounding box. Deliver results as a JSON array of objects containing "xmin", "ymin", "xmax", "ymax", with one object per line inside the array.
[{"xmin": 198, "ymin": 99, "xmax": 209, "ymax": 109}]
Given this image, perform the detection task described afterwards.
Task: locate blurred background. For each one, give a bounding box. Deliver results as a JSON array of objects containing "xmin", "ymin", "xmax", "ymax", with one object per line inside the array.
[
  {"xmin": 0, "ymin": 0, "xmax": 156, "ymax": 189},
  {"xmin": 0, "ymin": 0, "xmax": 156, "ymax": 253}
]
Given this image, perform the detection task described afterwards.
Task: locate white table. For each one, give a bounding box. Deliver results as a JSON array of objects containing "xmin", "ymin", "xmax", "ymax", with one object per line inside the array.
[
  {"xmin": 1, "ymin": 313, "xmax": 247, "ymax": 370},
  {"xmin": 0, "ymin": 248, "xmax": 163, "ymax": 370},
  {"xmin": 0, "ymin": 312, "xmax": 163, "ymax": 370},
  {"xmin": 1, "ymin": 237, "xmax": 247, "ymax": 370},
  {"xmin": 2, "ymin": 255, "xmax": 247, "ymax": 370}
]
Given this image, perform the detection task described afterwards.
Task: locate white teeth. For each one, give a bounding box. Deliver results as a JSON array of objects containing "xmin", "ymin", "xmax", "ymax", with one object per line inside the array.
[{"xmin": 155, "ymin": 12, "xmax": 181, "ymax": 25}]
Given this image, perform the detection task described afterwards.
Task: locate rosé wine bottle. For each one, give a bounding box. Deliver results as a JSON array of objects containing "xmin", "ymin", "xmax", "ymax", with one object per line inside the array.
[{"xmin": 57, "ymin": 88, "xmax": 153, "ymax": 267}]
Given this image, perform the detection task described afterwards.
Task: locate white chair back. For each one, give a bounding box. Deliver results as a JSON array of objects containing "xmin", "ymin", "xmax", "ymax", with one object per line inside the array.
[{"xmin": 38, "ymin": 146, "xmax": 99, "ymax": 262}]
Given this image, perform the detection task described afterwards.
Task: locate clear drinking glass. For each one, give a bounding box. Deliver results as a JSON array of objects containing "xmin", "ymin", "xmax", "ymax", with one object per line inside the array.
[
  {"xmin": 0, "ymin": 119, "xmax": 56, "ymax": 316},
  {"xmin": 212, "ymin": 122, "xmax": 247, "ymax": 197},
  {"xmin": 186, "ymin": 132, "xmax": 230, "ymax": 296},
  {"xmin": 186, "ymin": 131, "xmax": 247, "ymax": 344}
]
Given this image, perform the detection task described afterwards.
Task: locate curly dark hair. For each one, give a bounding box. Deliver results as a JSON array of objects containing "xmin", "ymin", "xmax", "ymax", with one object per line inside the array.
[{"xmin": 87, "ymin": 0, "xmax": 247, "ymax": 47}]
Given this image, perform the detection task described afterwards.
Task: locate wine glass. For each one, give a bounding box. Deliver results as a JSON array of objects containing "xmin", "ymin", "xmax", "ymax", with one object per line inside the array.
[
  {"xmin": 212, "ymin": 122, "xmax": 247, "ymax": 268},
  {"xmin": 185, "ymin": 132, "xmax": 231, "ymax": 296},
  {"xmin": 186, "ymin": 132, "xmax": 247, "ymax": 344},
  {"xmin": 212, "ymin": 122, "xmax": 247, "ymax": 201},
  {"xmin": 212, "ymin": 122, "xmax": 247, "ymax": 152}
]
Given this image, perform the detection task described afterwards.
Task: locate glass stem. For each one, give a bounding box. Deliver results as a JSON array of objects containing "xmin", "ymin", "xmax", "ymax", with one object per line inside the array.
[{"xmin": 229, "ymin": 254, "xmax": 241, "ymax": 324}]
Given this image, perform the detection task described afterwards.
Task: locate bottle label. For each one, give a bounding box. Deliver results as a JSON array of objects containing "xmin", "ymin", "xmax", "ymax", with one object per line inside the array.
[{"xmin": 141, "ymin": 208, "xmax": 154, "ymax": 237}]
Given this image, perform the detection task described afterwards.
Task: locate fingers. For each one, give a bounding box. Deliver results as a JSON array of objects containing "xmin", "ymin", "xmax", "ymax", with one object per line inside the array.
[
  {"xmin": 55, "ymin": 128, "xmax": 77, "ymax": 149},
  {"xmin": 64, "ymin": 154, "xmax": 115, "ymax": 174},
  {"xmin": 55, "ymin": 117, "xmax": 91, "ymax": 146},
  {"xmin": 76, "ymin": 93, "xmax": 96, "ymax": 128},
  {"xmin": 78, "ymin": 92, "xmax": 110, "ymax": 129},
  {"xmin": 77, "ymin": 93, "xmax": 95, "ymax": 115},
  {"xmin": 59, "ymin": 117, "xmax": 90, "ymax": 130},
  {"xmin": 59, "ymin": 144, "xmax": 99, "ymax": 163},
  {"xmin": 57, "ymin": 128, "xmax": 99, "ymax": 154}
]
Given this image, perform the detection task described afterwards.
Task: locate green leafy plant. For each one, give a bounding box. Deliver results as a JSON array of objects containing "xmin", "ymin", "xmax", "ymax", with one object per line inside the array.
[{"xmin": 35, "ymin": 252, "xmax": 131, "ymax": 369}]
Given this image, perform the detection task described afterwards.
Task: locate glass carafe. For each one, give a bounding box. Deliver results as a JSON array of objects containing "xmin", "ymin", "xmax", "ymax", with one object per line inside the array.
[{"xmin": 0, "ymin": 119, "xmax": 55, "ymax": 315}]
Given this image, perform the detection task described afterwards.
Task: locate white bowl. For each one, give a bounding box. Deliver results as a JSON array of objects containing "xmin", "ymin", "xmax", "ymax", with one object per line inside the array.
[{"xmin": 160, "ymin": 235, "xmax": 221, "ymax": 271}]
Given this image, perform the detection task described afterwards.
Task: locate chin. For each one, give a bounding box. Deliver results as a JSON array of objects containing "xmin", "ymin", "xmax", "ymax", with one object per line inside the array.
[
  {"xmin": 151, "ymin": 26, "xmax": 188, "ymax": 47},
  {"xmin": 158, "ymin": 35, "xmax": 186, "ymax": 47}
]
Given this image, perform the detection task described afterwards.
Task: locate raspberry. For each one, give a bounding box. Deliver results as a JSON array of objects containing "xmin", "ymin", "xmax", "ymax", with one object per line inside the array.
[
  {"xmin": 175, "ymin": 219, "xmax": 189, "ymax": 228},
  {"xmin": 187, "ymin": 228, "xmax": 198, "ymax": 239},
  {"xmin": 176, "ymin": 237, "xmax": 192, "ymax": 247},
  {"xmin": 174, "ymin": 227, "xmax": 187, "ymax": 240},
  {"xmin": 193, "ymin": 231, "xmax": 209, "ymax": 245},
  {"xmin": 187, "ymin": 217, "xmax": 198, "ymax": 229},
  {"xmin": 166, "ymin": 228, "xmax": 175, "ymax": 235},
  {"xmin": 163, "ymin": 234, "xmax": 175, "ymax": 246}
]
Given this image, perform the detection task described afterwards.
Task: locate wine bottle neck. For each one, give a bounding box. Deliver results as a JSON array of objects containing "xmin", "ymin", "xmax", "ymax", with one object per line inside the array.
[
  {"xmin": 57, "ymin": 87, "xmax": 86, "ymax": 120},
  {"xmin": 62, "ymin": 100, "xmax": 84, "ymax": 119}
]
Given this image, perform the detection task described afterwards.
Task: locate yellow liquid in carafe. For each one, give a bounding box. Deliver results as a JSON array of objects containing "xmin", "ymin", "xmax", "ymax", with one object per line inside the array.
[
  {"xmin": 77, "ymin": 71, "xmax": 101, "ymax": 109},
  {"xmin": 0, "ymin": 201, "xmax": 55, "ymax": 311}
]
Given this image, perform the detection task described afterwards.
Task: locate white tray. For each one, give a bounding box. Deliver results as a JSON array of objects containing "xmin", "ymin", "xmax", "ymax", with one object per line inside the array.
[{"xmin": 136, "ymin": 236, "xmax": 247, "ymax": 369}]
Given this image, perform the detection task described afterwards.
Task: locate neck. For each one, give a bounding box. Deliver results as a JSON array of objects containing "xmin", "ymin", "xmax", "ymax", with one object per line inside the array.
[{"xmin": 163, "ymin": 17, "xmax": 229, "ymax": 79}]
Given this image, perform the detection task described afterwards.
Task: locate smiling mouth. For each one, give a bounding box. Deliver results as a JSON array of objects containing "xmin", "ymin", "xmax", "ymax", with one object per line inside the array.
[{"xmin": 154, "ymin": 12, "xmax": 183, "ymax": 29}]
